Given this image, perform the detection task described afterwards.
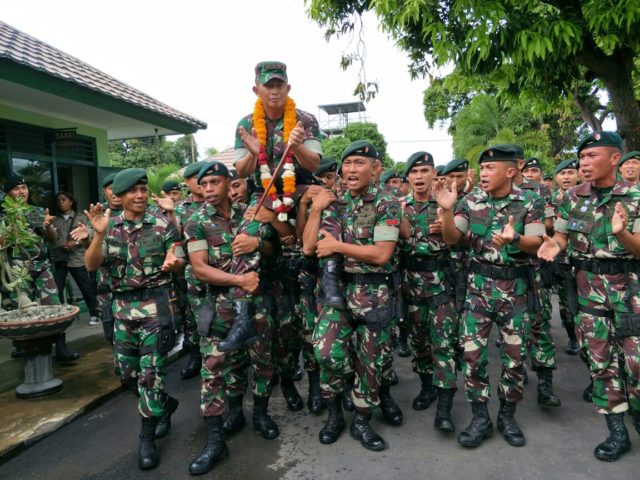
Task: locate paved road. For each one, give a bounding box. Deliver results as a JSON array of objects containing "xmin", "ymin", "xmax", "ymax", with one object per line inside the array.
[{"xmin": 0, "ymin": 311, "xmax": 638, "ymax": 480}]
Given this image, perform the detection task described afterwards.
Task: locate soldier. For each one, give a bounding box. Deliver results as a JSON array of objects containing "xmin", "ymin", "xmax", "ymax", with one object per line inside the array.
[
  {"xmin": 228, "ymin": 169, "xmax": 249, "ymax": 204},
  {"xmin": 224, "ymin": 60, "xmax": 322, "ymax": 350},
  {"xmin": 380, "ymin": 169, "xmax": 403, "ymax": 195},
  {"xmin": 542, "ymin": 174, "xmax": 554, "ymax": 191},
  {"xmin": 618, "ymin": 151, "xmax": 640, "ymax": 185},
  {"xmin": 522, "ymin": 157, "xmax": 544, "ymax": 183},
  {"xmin": 84, "ymin": 168, "xmax": 184, "ymax": 470},
  {"xmin": 315, "ymin": 157, "xmax": 339, "ymax": 191},
  {"xmin": 400, "ymin": 176, "xmax": 411, "ymax": 197},
  {"xmin": 538, "ymin": 131, "xmax": 640, "ymax": 462},
  {"xmin": 399, "ymin": 151, "xmax": 459, "ymax": 432},
  {"xmin": 162, "ymin": 180, "xmax": 183, "ymax": 204},
  {"xmin": 307, "ymin": 140, "xmax": 402, "ymax": 451},
  {"xmin": 434, "ymin": 145, "xmax": 545, "ymax": 448},
  {"xmin": 184, "ymin": 161, "xmax": 278, "ymax": 475}
]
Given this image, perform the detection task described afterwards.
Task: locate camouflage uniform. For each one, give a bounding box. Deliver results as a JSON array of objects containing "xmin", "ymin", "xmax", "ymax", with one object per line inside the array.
[
  {"xmin": 313, "ymin": 185, "xmax": 401, "ymax": 412},
  {"xmin": 454, "ymin": 185, "xmax": 545, "ymax": 403},
  {"xmin": 96, "ymin": 204, "xmax": 122, "ymax": 343},
  {"xmin": 184, "ymin": 202, "xmax": 275, "ymax": 416},
  {"xmin": 555, "ymin": 180, "xmax": 640, "ymax": 415},
  {"xmin": 103, "ymin": 210, "xmax": 181, "ymax": 418}
]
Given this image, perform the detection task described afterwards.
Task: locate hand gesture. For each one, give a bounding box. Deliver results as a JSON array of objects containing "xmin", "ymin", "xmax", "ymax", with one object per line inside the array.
[
  {"xmin": 316, "ymin": 229, "xmax": 339, "ymax": 257},
  {"xmin": 70, "ymin": 225, "xmax": 89, "ymax": 242},
  {"xmin": 464, "ymin": 169, "xmax": 477, "ymax": 193},
  {"xmin": 612, "ymin": 202, "xmax": 628, "ymax": 234},
  {"xmin": 429, "ymin": 207, "xmax": 444, "ymax": 234},
  {"xmin": 152, "ymin": 191, "xmax": 175, "ymax": 213},
  {"xmin": 84, "ymin": 203, "xmax": 110, "ymax": 235},
  {"xmin": 311, "ymin": 188, "xmax": 336, "ymax": 212},
  {"xmin": 537, "ymin": 234, "xmax": 561, "ymax": 262},
  {"xmin": 239, "ymin": 126, "xmax": 261, "ymax": 157},
  {"xmin": 288, "ymin": 121, "xmax": 305, "ymax": 148},
  {"xmin": 43, "ymin": 208, "xmax": 56, "ymax": 227},
  {"xmin": 63, "ymin": 240, "xmax": 77, "ymax": 250},
  {"xmin": 492, "ymin": 215, "xmax": 516, "ymax": 247},
  {"xmin": 239, "ymin": 272, "xmax": 260, "ymax": 294},
  {"xmin": 433, "ymin": 178, "xmax": 457, "ymax": 211},
  {"xmin": 231, "ymin": 233, "xmax": 259, "ymax": 256},
  {"xmin": 161, "ymin": 244, "xmax": 180, "ymax": 272},
  {"xmin": 245, "ymin": 204, "xmax": 275, "ymax": 224}
]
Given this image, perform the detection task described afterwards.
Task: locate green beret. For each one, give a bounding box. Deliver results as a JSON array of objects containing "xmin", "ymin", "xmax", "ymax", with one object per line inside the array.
[
  {"xmin": 315, "ymin": 157, "xmax": 338, "ymax": 176},
  {"xmin": 255, "ymin": 61, "xmax": 287, "ymax": 84},
  {"xmin": 435, "ymin": 165, "xmax": 445, "ymax": 175},
  {"xmin": 101, "ymin": 172, "xmax": 117, "ymax": 188},
  {"xmin": 404, "ymin": 151, "xmax": 434, "ymax": 176},
  {"xmin": 441, "ymin": 158, "xmax": 469, "ymax": 175},
  {"xmin": 112, "ymin": 168, "xmax": 147, "ymax": 196},
  {"xmin": 340, "ymin": 140, "xmax": 379, "ymax": 162},
  {"xmin": 4, "ymin": 175, "xmax": 26, "ymax": 192},
  {"xmin": 162, "ymin": 180, "xmax": 181, "ymax": 193},
  {"xmin": 479, "ymin": 145, "xmax": 518, "ymax": 164},
  {"xmin": 523, "ymin": 157, "xmax": 542, "ymax": 170},
  {"xmin": 543, "ymin": 174, "xmax": 553, "ymax": 181},
  {"xmin": 198, "ymin": 161, "xmax": 229, "ymax": 184},
  {"xmin": 620, "ymin": 150, "xmax": 640, "ymax": 167},
  {"xmin": 184, "ymin": 162, "xmax": 205, "ymax": 179},
  {"xmin": 509, "ymin": 144, "xmax": 525, "ymax": 158},
  {"xmin": 228, "ymin": 168, "xmax": 240, "ymax": 180},
  {"xmin": 577, "ymin": 131, "xmax": 623, "ymax": 154},
  {"xmin": 380, "ymin": 169, "xmax": 401, "ymax": 184},
  {"xmin": 554, "ymin": 158, "xmax": 579, "ymax": 175}
]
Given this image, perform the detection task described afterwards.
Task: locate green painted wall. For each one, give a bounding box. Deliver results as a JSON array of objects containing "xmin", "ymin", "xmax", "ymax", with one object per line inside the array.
[{"xmin": 0, "ymin": 104, "xmax": 109, "ymax": 166}]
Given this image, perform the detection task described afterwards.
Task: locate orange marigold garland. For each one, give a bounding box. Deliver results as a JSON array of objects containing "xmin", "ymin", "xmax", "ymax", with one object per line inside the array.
[{"xmin": 253, "ymin": 97, "xmax": 297, "ymax": 220}]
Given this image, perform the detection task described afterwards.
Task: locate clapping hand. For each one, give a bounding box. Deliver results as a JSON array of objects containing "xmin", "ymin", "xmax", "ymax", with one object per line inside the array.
[
  {"xmin": 491, "ymin": 216, "xmax": 516, "ymax": 247},
  {"xmin": 84, "ymin": 203, "xmax": 110, "ymax": 235}
]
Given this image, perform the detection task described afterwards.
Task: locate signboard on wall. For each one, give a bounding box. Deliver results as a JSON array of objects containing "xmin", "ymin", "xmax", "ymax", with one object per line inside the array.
[{"xmin": 54, "ymin": 128, "xmax": 77, "ymax": 149}]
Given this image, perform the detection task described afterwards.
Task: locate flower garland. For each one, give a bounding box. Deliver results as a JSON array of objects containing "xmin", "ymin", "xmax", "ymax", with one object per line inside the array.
[{"xmin": 253, "ymin": 97, "xmax": 297, "ymax": 221}]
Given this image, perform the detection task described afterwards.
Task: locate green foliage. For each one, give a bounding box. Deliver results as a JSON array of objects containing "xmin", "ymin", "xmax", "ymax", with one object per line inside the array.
[
  {"xmin": 109, "ymin": 134, "xmax": 199, "ymax": 169},
  {"xmin": 321, "ymin": 122, "xmax": 395, "ymax": 168},
  {"xmin": 145, "ymin": 164, "xmax": 183, "ymax": 196}
]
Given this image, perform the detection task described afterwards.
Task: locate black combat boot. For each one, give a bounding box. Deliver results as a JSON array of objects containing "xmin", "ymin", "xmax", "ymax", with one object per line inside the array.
[
  {"xmin": 536, "ymin": 367, "xmax": 561, "ymax": 407},
  {"xmin": 350, "ymin": 411, "xmax": 386, "ymax": 451},
  {"xmin": 180, "ymin": 345, "xmax": 202, "ymax": 379},
  {"xmin": 55, "ymin": 334, "xmax": 80, "ymax": 362},
  {"xmin": 307, "ymin": 370, "xmax": 324, "ymax": 415},
  {"xmin": 218, "ymin": 301, "xmax": 260, "ymax": 352},
  {"xmin": 252, "ymin": 396, "xmax": 279, "ymax": 440},
  {"xmin": 317, "ymin": 259, "xmax": 345, "ymax": 310},
  {"xmin": 281, "ymin": 376, "xmax": 304, "ymax": 411},
  {"xmin": 319, "ymin": 396, "xmax": 345, "ymax": 444},
  {"xmin": 413, "ymin": 373, "xmax": 437, "ymax": 410},
  {"xmin": 497, "ymin": 400, "xmax": 525, "ymax": 446},
  {"xmin": 594, "ymin": 413, "xmax": 631, "ymax": 462},
  {"xmin": 564, "ymin": 325, "xmax": 580, "ymax": 355},
  {"xmin": 189, "ymin": 416, "xmax": 229, "ymax": 475},
  {"xmin": 138, "ymin": 417, "xmax": 160, "ymax": 470},
  {"xmin": 434, "ymin": 388, "xmax": 456, "ymax": 433},
  {"xmin": 223, "ymin": 395, "xmax": 245, "ymax": 437},
  {"xmin": 397, "ymin": 326, "xmax": 411, "ymax": 357},
  {"xmin": 379, "ymin": 385, "xmax": 403, "ymax": 426},
  {"xmin": 342, "ymin": 378, "xmax": 355, "ymax": 412},
  {"xmin": 583, "ymin": 381, "xmax": 593, "ymax": 403},
  {"xmin": 154, "ymin": 395, "xmax": 179, "ymax": 439},
  {"xmin": 458, "ymin": 401, "xmax": 493, "ymax": 448}
]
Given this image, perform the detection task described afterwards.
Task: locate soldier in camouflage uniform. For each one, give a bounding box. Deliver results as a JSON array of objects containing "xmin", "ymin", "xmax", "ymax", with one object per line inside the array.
[
  {"xmin": 228, "ymin": 169, "xmax": 249, "ymax": 204},
  {"xmin": 307, "ymin": 140, "xmax": 402, "ymax": 452},
  {"xmin": 4, "ymin": 176, "xmax": 80, "ymax": 361},
  {"xmin": 619, "ymin": 151, "xmax": 640, "ymax": 185},
  {"xmin": 84, "ymin": 168, "xmax": 184, "ymax": 471},
  {"xmin": 162, "ymin": 180, "xmax": 183, "ymax": 204},
  {"xmin": 399, "ymin": 152, "xmax": 459, "ymax": 433},
  {"xmin": 539, "ymin": 131, "xmax": 640, "ymax": 462},
  {"xmin": 184, "ymin": 161, "xmax": 279, "ymax": 475},
  {"xmin": 434, "ymin": 145, "xmax": 545, "ymax": 448},
  {"xmin": 522, "ymin": 157, "xmax": 544, "ymax": 183}
]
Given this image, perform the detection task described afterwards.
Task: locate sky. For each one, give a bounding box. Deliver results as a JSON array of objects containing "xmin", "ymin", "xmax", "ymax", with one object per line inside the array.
[{"xmin": 2, "ymin": 0, "xmax": 453, "ymax": 166}]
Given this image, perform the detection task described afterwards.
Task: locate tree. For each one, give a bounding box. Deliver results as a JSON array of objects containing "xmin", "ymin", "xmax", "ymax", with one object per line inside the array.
[
  {"xmin": 307, "ymin": 0, "xmax": 640, "ymax": 149},
  {"xmin": 109, "ymin": 135, "xmax": 199, "ymax": 168},
  {"xmin": 146, "ymin": 164, "xmax": 182, "ymax": 196},
  {"xmin": 204, "ymin": 147, "xmax": 219, "ymax": 158},
  {"xmin": 321, "ymin": 122, "xmax": 395, "ymax": 167}
]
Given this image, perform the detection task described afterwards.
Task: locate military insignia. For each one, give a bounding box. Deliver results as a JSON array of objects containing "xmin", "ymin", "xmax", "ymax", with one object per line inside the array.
[
  {"xmin": 594, "ymin": 133, "xmax": 600, "ymax": 141},
  {"xmin": 386, "ymin": 219, "xmax": 400, "ymax": 226},
  {"xmin": 488, "ymin": 150, "xmax": 493, "ymax": 157},
  {"xmin": 364, "ymin": 146, "xmax": 369, "ymax": 153},
  {"xmin": 214, "ymin": 164, "xmax": 219, "ymax": 171}
]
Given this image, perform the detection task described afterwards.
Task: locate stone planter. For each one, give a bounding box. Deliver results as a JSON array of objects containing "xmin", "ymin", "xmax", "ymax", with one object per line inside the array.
[{"xmin": 0, "ymin": 305, "xmax": 79, "ymax": 398}]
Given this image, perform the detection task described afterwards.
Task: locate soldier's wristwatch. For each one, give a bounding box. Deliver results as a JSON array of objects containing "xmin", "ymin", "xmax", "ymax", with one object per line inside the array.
[{"xmin": 511, "ymin": 232, "xmax": 521, "ymax": 244}]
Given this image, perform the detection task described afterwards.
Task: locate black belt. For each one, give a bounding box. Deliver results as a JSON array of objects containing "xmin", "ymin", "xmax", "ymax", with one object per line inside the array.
[
  {"xmin": 342, "ymin": 272, "xmax": 394, "ymax": 285},
  {"xmin": 469, "ymin": 262, "xmax": 529, "ymax": 280},
  {"xmin": 113, "ymin": 285, "xmax": 172, "ymax": 302},
  {"xmin": 570, "ymin": 258, "xmax": 640, "ymax": 275},
  {"xmin": 401, "ymin": 255, "xmax": 450, "ymax": 272}
]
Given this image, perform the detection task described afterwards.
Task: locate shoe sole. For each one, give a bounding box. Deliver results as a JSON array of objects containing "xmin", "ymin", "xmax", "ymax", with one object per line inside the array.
[
  {"xmin": 497, "ymin": 425, "xmax": 525, "ymax": 447},
  {"xmin": 349, "ymin": 430, "xmax": 386, "ymax": 451},
  {"xmin": 594, "ymin": 446, "xmax": 630, "ymax": 462},
  {"xmin": 458, "ymin": 428, "xmax": 493, "ymax": 448}
]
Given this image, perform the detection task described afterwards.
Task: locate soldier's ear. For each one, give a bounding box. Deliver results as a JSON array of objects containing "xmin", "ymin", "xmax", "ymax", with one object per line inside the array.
[
  {"xmin": 286, "ymin": 84, "xmax": 291, "ymax": 94},
  {"xmin": 253, "ymin": 85, "xmax": 259, "ymax": 95}
]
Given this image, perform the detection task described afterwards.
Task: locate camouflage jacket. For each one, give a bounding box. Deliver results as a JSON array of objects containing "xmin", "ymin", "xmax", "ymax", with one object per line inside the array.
[
  {"xmin": 102, "ymin": 210, "xmax": 181, "ymax": 292},
  {"xmin": 555, "ymin": 180, "xmax": 640, "ymax": 259},
  {"xmin": 175, "ymin": 194, "xmax": 205, "ymax": 231},
  {"xmin": 519, "ymin": 179, "xmax": 555, "ymax": 219},
  {"xmin": 234, "ymin": 108, "xmax": 322, "ymax": 192},
  {"xmin": 454, "ymin": 184, "xmax": 545, "ymax": 265}
]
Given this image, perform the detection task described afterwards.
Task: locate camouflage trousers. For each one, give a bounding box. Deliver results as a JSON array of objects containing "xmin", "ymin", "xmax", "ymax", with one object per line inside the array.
[
  {"xmin": 462, "ymin": 275, "xmax": 528, "ymax": 404},
  {"xmin": 575, "ymin": 270, "xmax": 640, "ymax": 415},
  {"xmin": 7, "ymin": 261, "xmax": 60, "ymax": 308},
  {"xmin": 200, "ymin": 294, "xmax": 275, "ymax": 417},
  {"xmin": 270, "ymin": 278, "xmax": 304, "ymax": 379},
  {"xmin": 405, "ymin": 295, "xmax": 459, "ymax": 390},
  {"xmin": 113, "ymin": 317, "xmax": 168, "ymax": 418},
  {"xmin": 184, "ymin": 265, "xmax": 205, "ymax": 348},
  {"xmin": 526, "ymin": 286, "xmax": 557, "ymax": 370},
  {"xmin": 300, "ymin": 287, "xmax": 320, "ymax": 372}
]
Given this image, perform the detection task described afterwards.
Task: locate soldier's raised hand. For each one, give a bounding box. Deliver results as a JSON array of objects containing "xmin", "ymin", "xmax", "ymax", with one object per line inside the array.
[
  {"xmin": 43, "ymin": 208, "xmax": 56, "ymax": 227},
  {"xmin": 239, "ymin": 126, "xmax": 261, "ymax": 157},
  {"xmin": 492, "ymin": 215, "xmax": 516, "ymax": 247},
  {"xmin": 152, "ymin": 191, "xmax": 175, "ymax": 213},
  {"xmin": 537, "ymin": 234, "xmax": 561, "ymax": 262},
  {"xmin": 429, "ymin": 207, "xmax": 444, "ymax": 234},
  {"xmin": 433, "ymin": 178, "xmax": 457, "ymax": 211},
  {"xmin": 84, "ymin": 203, "xmax": 110, "ymax": 234},
  {"xmin": 612, "ymin": 202, "xmax": 628, "ymax": 234},
  {"xmin": 464, "ymin": 169, "xmax": 477, "ymax": 193}
]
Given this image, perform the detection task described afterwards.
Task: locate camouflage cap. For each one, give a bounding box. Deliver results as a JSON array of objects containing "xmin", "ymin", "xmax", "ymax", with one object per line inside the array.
[
  {"xmin": 479, "ymin": 145, "xmax": 518, "ymax": 164},
  {"xmin": 340, "ymin": 140, "xmax": 379, "ymax": 162},
  {"xmin": 4, "ymin": 175, "xmax": 27, "ymax": 192},
  {"xmin": 184, "ymin": 162, "xmax": 204, "ymax": 179},
  {"xmin": 198, "ymin": 161, "xmax": 229, "ymax": 184},
  {"xmin": 577, "ymin": 131, "xmax": 623, "ymax": 154},
  {"xmin": 380, "ymin": 169, "xmax": 402, "ymax": 184},
  {"xmin": 441, "ymin": 158, "xmax": 469, "ymax": 175},
  {"xmin": 315, "ymin": 157, "xmax": 338, "ymax": 176},
  {"xmin": 101, "ymin": 172, "xmax": 117, "ymax": 189},
  {"xmin": 162, "ymin": 180, "xmax": 181, "ymax": 193},
  {"xmin": 255, "ymin": 61, "xmax": 287, "ymax": 84},
  {"xmin": 619, "ymin": 150, "xmax": 640, "ymax": 167},
  {"xmin": 554, "ymin": 158, "xmax": 579, "ymax": 175},
  {"xmin": 404, "ymin": 151, "xmax": 434, "ymax": 176},
  {"xmin": 523, "ymin": 157, "xmax": 542, "ymax": 170},
  {"xmin": 112, "ymin": 168, "xmax": 148, "ymax": 196}
]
